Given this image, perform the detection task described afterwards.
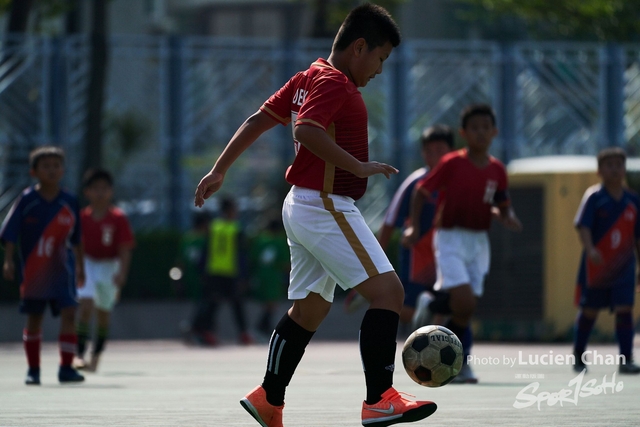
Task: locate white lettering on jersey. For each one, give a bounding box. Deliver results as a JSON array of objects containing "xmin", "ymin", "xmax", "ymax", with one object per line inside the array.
[
  {"xmin": 37, "ymin": 236, "xmax": 55, "ymax": 258},
  {"xmin": 101, "ymin": 225, "xmax": 114, "ymax": 247},
  {"xmin": 292, "ymin": 89, "xmax": 308, "ymax": 106},
  {"xmin": 610, "ymin": 229, "xmax": 621, "ymax": 249},
  {"xmin": 483, "ymin": 180, "xmax": 498, "ymax": 204}
]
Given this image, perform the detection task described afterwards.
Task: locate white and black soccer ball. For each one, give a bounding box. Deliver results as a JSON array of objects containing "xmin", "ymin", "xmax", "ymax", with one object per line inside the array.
[{"xmin": 402, "ymin": 325, "xmax": 464, "ymax": 387}]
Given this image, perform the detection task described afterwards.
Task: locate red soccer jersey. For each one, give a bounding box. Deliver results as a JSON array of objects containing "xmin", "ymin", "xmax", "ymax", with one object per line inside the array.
[
  {"xmin": 260, "ymin": 58, "xmax": 369, "ymax": 200},
  {"xmin": 81, "ymin": 206, "xmax": 135, "ymax": 259},
  {"xmin": 416, "ymin": 149, "xmax": 510, "ymax": 230}
]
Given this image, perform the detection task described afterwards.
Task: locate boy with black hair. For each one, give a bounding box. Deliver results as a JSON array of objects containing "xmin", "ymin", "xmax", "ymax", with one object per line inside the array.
[
  {"xmin": 346, "ymin": 125, "xmax": 454, "ymax": 329},
  {"xmin": 74, "ymin": 168, "xmax": 135, "ymax": 372},
  {"xmin": 572, "ymin": 147, "xmax": 640, "ymax": 374},
  {"xmin": 195, "ymin": 3, "xmax": 437, "ymax": 426},
  {"xmin": 1, "ymin": 146, "xmax": 85, "ymax": 385},
  {"xmin": 404, "ymin": 104, "xmax": 522, "ymax": 384}
]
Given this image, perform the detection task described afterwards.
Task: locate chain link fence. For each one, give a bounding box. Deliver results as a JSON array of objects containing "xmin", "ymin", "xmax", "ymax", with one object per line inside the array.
[{"xmin": 1, "ymin": 35, "xmax": 639, "ymax": 231}]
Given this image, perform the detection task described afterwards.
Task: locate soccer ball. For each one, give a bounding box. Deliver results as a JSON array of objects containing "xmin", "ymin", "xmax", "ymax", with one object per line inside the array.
[{"xmin": 402, "ymin": 325, "xmax": 464, "ymax": 387}]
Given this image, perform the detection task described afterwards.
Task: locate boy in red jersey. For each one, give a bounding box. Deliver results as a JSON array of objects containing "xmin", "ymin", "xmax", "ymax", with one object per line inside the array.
[
  {"xmin": 1, "ymin": 146, "xmax": 85, "ymax": 385},
  {"xmin": 403, "ymin": 104, "xmax": 522, "ymax": 384},
  {"xmin": 572, "ymin": 148, "xmax": 640, "ymax": 374},
  {"xmin": 74, "ymin": 168, "xmax": 134, "ymax": 372},
  {"xmin": 195, "ymin": 4, "xmax": 438, "ymax": 427}
]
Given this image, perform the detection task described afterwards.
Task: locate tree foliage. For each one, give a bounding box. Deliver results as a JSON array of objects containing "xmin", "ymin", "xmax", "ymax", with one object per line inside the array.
[{"xmin": 456, "ymin": 0, "xmax": 640, "ymax": 41}]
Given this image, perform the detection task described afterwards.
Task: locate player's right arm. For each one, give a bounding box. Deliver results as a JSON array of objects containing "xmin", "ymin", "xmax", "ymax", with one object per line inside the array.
[
  {"xmin": 3, "ymin": 241, "xmax": 15, "ymax": 281},
  {"xmin": 195, "ymin": 110, "xmax": 279, "ymax": 207},
  {"xmin": 577, "ymin": 226, "xmax": 602, "ymax": 265},
  {"xmin": 293, "ymin": 125, "xmax": 398, "ymax": 179}
]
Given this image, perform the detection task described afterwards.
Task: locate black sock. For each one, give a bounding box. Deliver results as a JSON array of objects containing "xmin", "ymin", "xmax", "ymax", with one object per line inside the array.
[
  {"xmin": 360, "ymin": 309, "xmax": 399, "ymax": 405},
  {"xmin": 93, "ymin": 326, "xmax": 109, "ymax": 355},
  {"xmin": 445, "ymin": 319, "xmax": 467, "ymax": 364},
  {"xmin": 261, "ymin": 314, "xmax": 314, "ymax": 406},
  {"xmin": 429, "ymin": 291, "xmax": 452, "ymax": 315},
  {"xmin": 77, "ymin": 322, "xmax": 89, "ymax": 358}
]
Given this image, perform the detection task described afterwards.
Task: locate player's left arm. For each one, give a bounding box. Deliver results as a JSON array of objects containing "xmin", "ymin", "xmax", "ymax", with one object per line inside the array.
[
  {"xmin": 114, "ymin": 245, "xmax": 133, "ymax": 289},
  {"xmin": 494, "ymin": 167, "xmax": 522, "ymax": 232},
  {"xmin": 114, "ymin": 214, "xmax": 135, "ymax": 289}
]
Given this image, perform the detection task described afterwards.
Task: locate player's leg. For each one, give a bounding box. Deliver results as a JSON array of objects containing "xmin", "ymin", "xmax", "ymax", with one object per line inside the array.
[
  {"xmin": 85, "ymin": 308, "xmax": 110, "ymax": 372},
  {"xmin": 22, "ymin": 302, "xmax": 45, "ymax": 385},
  {"xmin": 75, "ymin": 260, "xmax": 96, "ymax": 367},
  {"xmin": 225, "ymin": 276, "xmax": 253, "ymax": 344},
  {"xmin": 57, "ymin": 304, "xmax": 85, "ymax": 382},
  {"xmin": 573, "ymin": 283, "xmax": 604, "ymax": 373},
  {"xmin": 74, "ymin": 298, "xmax": 94, "ymax": 368},
  {"xmin": 612, "ymin": 276, "xmax": 640, "ymax": 374},
  {"xmin": 573, "ymin": 307, "xmax": 598, "ymax": 372},
  {"xmin": 190, "ymin": 275, "xmax": 219, "ymax": 346}
]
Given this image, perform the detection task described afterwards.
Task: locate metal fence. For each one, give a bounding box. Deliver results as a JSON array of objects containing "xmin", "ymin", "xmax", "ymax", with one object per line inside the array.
[{"xmin": 1, "ymin": 35, "xmax": 639, "ymax": 231}]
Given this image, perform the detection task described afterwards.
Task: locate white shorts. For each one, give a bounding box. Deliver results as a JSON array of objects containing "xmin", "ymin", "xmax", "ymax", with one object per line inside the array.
[
  {"xmin": 434, "ymin": 228, "xmax": 490, "ymax": 297},
  {"xmin": 77, "ymin": 257, "xmax": 120, "ymax": 311},
  {"xmin": 282, "ymin": 186, "xmax": 394, "ymax": 303}
]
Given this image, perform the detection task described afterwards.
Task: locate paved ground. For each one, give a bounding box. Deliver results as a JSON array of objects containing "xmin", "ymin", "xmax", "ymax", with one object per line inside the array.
[{"xmin": 1, "ymin": 339, "xmax": 639, "ymax": 426}]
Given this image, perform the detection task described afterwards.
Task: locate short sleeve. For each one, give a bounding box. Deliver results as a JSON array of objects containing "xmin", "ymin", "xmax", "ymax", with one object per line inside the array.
[
  {"xmin": 295, "ymin": 76, "xmax": 347, "ymax": 131},
  {"xmin": 261, "ymin": 76, "xmax": 296, "ymax": 125},
  {"xmin": 575, "ymin": 187, "xmax": 597, "ymax": 229},
  {"xmin": 0, "ymin": 195, "xmax": 24, "ymax": 244},
  {"xmin": 115, "ymin": 212, "xmax": 135, "ymax": 248},
  {"xmin": 69, "ymin": 197, "xmax": 82, "ymax": 246}
]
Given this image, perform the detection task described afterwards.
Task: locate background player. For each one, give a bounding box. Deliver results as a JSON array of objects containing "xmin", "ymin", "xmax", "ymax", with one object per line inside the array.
[
  {"xmin": 1, "ymin": 146, "xmax": 85, "ymax": 385},
  {"xmin": 572, "ymin": 147, "xmax": 640, "ymax": 374},
  {"xmin": 194, "ymin": 4, "xmax": 438, "ymax": 427},
  {"xmin": 74, "ymin": 168, "xmax": 135, "ymax": 372},
  {"xmin": 189, "ymin": 196, "xmax": 253, "ymax": 346},
  {"xmin": 346, "ymin": 125, "xmax": 454, "ymax": 331},
  {"xmin": 403, "ymin": 104, "xmax": 522, "ymax": 384}
]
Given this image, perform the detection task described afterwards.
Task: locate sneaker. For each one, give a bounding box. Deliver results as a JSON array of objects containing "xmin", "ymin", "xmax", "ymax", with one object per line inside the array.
[
  {"xmin": 451, "ymin": 364, "xmax": 478, "ymax": 384},
  {"xmin": 25, "ymin": 367, "xmax": 40, "ymax": 385},
  {"xmin": 73, "ymin": 356, "xmax": 87, "ymax": 370},
  {"xmin": 411, "ymin": 291, "xmax": 434, "ymax": 330},
  {"xmin": 619, "ymin": 361, "xmax": 640, "ymax": 374},
  {"xmin": 196, "ymin": 331, "xmax": 219, "ymax": 347},
  {"xmin": 573, "ymin": 351, "xmax": 588, "ymax": 373},
  {"xmin": 240, "ymin": 385, "xmax": 284, "ymax": 427},
  {"xmin": 362, "ymin": 387, "xmax": 437, "ymax": 427},
  {"xmin": 84, "ymin": 354, "xmax": 100, "ymax": 373},
  {"xmin": 344, "ymin": 290, "xmax": 367, "ymax": 314},
  {"xmin": 58, "ymin": 365, "xmax": 85, "ymax": 383}
]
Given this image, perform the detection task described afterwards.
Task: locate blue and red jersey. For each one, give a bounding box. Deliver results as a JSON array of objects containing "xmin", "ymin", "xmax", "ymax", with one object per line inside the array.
[
  {"xmin": 0, "ymin": 186, "xmax": 81, "ymax": 299},
  {"xmin": 574, "ymin": 184, "xmax": 640, "ymax": 290},
  {"xmin": 382, "ymin": 167, "xmax": 437, "ymax": 286}
]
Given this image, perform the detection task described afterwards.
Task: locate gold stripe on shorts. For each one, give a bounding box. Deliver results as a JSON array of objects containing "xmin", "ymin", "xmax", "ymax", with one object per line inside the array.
[{"xmin": 320, "ymin": 193, "xmax": 379, "ymax": 277}]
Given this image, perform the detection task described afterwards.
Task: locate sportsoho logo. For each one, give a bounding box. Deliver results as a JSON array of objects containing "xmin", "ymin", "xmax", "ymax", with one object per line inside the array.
[{"xmin": 513, "ymin": 370, "xmax": 623, "ymax": 410}]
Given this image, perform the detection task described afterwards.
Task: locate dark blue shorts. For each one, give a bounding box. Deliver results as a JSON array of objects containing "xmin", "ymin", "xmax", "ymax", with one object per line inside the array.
[
  {"xmin": 20, "ymin": 295, "xmax": 78, "ymax": 317},
  {"xmin": 578, "ymin": 281, "xmax": 635, "ymax": 310}
]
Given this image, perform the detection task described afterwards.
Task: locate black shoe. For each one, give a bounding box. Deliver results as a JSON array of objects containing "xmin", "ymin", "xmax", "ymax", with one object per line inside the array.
[
  {"xmin": 619, "ymin": 361, "xmax": 640, "ymax": 375},
  {"xmin": 58, "ymin": 365, "xmax": 85, "ymax": 383},
  {"xmin": 25, "ymin": 367, "xmax": 40, "ymax": 385}
]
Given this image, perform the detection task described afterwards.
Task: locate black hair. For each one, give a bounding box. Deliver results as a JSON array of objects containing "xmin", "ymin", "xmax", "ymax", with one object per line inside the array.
[
  {"xmin": 332, "ymin": 3, "xmax": 401, "ymax": 52},
  {"xmin": 421, "ymin": 124, "xmax": 454, "ymax": 149},
  {"xmin": 82, "ymin": 167, "xmax": 114, "ymax": 188},
  {"xmin": 460, "ymin": 104, "xmax": 497, "ymax": 129},
  {"xmin": 29, "ymin": 146, "xmax": 65, "ymax": 170},
  {"xmin": 597, "ymin": 147, "xmax": 626, "ymax": 167}
]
